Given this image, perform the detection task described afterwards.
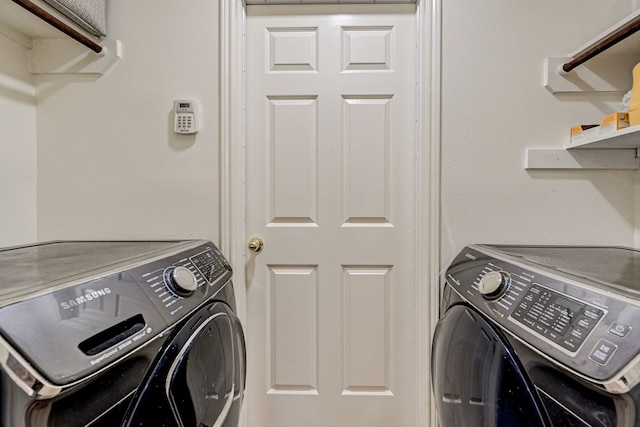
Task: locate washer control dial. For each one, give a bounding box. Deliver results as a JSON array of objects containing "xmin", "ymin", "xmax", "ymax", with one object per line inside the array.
[
  {"xmin": 479, "ymin": 271, "xmax": 509, "ymax": 300},
  {"xmin": 165, "ymin": 266, "xmax": 198, "ymax": 297}
]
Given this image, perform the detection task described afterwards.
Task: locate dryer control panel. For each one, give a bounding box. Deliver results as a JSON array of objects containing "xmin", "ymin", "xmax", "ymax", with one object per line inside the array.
[{"xmin": 444, "ymin": 245, "xmax": 640, "ymax": 394}]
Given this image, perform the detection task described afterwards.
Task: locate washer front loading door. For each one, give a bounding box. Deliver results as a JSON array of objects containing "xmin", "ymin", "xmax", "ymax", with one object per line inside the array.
[
  {"xmin": 431, "ymin": 304, "xmax": 550, "ymax": 427},
  {"xmin": 122, "ymin": 301, "xmax": 243, "ymax": 427}
]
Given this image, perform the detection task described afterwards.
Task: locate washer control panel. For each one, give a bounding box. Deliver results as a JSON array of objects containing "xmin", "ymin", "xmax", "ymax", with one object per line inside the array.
[
  {"xmin": 478, "ymin": 271, "xmax": 509, "ymax": 299},
  {"xmin": 444, "ymin": 245, "xmax": 640, "ymax": 391},
  {"xmin": 510, "ymin": 284, "xmax": 604, "ymax": 353},
  {"xmin": 133, "ymin": 244, "xmax": 232, "ymax": 323},
  {"xmin": 0, "ymin": 241, "xmax": 233, "ymax": 387}
]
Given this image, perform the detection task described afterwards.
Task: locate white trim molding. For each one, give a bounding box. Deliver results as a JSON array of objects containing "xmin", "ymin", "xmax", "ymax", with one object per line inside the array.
[
  {"xmin": 417, "ymin": 0, "xmax": 441, "ymax": 425},
  {"xmin": 219, "ymin": 0, "xmax": 246, "ymax": 290},
  {"xmin": 219, "ymin": 2, "xmax": 248, "ymax": 424}
]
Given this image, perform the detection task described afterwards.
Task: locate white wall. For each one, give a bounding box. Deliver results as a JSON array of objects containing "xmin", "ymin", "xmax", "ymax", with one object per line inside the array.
[
  {"xmin": 3, "ymin": 0, "xmax": 640, "ymax": 260},
  {"xmin": 0, "ymin": 33, "xmax": 37, "ymax": 247},
  {"xmin": 441, "ymin": 0, "xmax": 639, "ymax": 264},
  {"xmin": 35, "ymin": 0, "xmax": 221, "ymax": 243}
]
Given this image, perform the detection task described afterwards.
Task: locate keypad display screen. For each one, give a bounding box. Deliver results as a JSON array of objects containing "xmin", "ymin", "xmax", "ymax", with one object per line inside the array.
[{"xmin": 511, "ymin": 284, "xmax": 604, "ymax": 352}]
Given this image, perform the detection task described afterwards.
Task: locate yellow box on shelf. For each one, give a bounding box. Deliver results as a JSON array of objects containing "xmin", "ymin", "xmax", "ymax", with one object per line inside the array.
[
  {"xmin": 599, "ymin": 112, "xmax": 629, "ymax": 134},
  {"xmin": 571, "ymin": 124, "xmax": 599, "ymax": 143},
  {"xmin": 570, "ymin": 112, "xmax": 629, "ymax": 143}
]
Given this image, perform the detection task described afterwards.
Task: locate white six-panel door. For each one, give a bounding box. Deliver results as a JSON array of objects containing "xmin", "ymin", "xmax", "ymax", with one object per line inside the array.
[{"xmin": 245, "ymin": 5, "xmax": 417, "ymax": 426}]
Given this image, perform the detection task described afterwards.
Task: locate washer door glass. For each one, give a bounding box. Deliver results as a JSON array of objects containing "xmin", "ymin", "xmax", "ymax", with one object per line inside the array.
[
  {"xmin": 121, "ymin": 301, "xmax": 243, "ymax": 427},
  {"xmin": 168, "ymin": 312, "xmax": 235, "ymax": 426},
  {"xmin": 431, "ymin": 304, "xmax": 550, "ymax": 427}
]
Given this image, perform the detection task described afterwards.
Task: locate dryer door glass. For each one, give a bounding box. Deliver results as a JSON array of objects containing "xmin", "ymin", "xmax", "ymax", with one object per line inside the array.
[{"xmin": 431, "ymin": 304, "xmax": 550, "ymax": 427}]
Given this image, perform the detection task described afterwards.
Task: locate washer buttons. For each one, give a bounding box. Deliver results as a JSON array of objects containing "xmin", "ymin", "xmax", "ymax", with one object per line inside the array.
[
  {"xmin": 608, "ymin": 322, "xmax": 632, "ymax": 338},
  {"xmin": 590, "ymin": 339, "xmax": 618, "ymax": 365}
]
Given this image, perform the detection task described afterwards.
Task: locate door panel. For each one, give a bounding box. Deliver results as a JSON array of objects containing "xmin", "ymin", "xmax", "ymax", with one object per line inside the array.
[{"xmin": 246, "ymin": 5, "xmax": 417, "ymax": 426}]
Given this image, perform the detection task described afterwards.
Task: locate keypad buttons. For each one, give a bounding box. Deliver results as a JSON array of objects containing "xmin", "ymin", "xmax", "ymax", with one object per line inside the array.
[
  {"xmin": 511, "ymin": 283, "xmax": 604, "ymax": 353},
  {"xmin": 590, "ymin": 339, "xmax": 618, "ymax": 365},
  {"xmin": 190, "ymin": 248, "xmax": 231, "ymax": 283},
  {"xmin": 608, "ymin": 322, "xmax": 632, "ymax": 339}
]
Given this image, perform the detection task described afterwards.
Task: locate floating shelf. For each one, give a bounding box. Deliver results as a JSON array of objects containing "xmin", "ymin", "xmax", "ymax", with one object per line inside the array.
[
  {"xmin": 0, "ymin": 0, "xmax": 120, "ymax": 74},
  {"xmin": 526, "ymin": 127, "xmax": 640, "ymax": 170},
  {"xmin": 545, "ymin": 9, "xmax": 640, "ymax": 93},
  {"xmin": 525, "ymin": 148, "xmax": 639, "ymax": 170},
  {"xmin": 530, "ymin": 10, "xmax": 640, "ymax": 169},
  {"xmin": 0, "ymin": 0, "xmax": 97, "ymax": 46},
  {"xmin": 564, "ymin": 125, "xmax": 640, "ymax": 149}
]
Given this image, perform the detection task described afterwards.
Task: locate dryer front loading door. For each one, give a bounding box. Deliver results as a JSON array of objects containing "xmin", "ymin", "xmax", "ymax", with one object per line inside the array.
[
  {"xmin": 431, "ymin": 304, "xmax": 550, "ymax": 427},
  {"xmin": 122, "ymin": 301, "xmax": 245, "ymax": 427}
]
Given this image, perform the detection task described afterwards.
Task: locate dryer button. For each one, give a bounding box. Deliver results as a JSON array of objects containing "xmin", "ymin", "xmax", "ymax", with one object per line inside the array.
[{"xmin": 590, "ymin": 339, "xmax": 618, "ymax": 365}]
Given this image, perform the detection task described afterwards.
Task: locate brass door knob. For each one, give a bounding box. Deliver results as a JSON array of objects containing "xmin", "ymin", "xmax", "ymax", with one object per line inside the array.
[{"xmin": 248, "ymin": 236, "xmax": 264, "ymax": 253}]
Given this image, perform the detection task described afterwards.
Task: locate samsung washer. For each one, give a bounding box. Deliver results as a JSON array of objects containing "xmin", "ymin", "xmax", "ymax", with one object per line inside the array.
[
  {"xmin": 0, "ymin": 239, "xmax": 245, "ymax": 427},
  {"xmin": 432, "ymin": 245, "xmax": 640, "ymax": 426}
]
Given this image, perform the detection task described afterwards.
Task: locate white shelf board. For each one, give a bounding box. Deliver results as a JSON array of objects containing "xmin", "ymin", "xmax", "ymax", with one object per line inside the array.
[
  {"xmin": 563, "ymin": 125, "xmax": 640, "ymax": 149},
  {"xmin": 0, "ymin": 0, "xmax": 99, "ymax": 46},
  {"xmin": 28, "ymin": 38, "xmax": 120, "ymax": 74},
  {"xmin": 569, "ymin": 9, "xmax": 640, "ymax": 58},
  {"xmin": 544, "ymin": 10, "xmax": 640, "ymax": 93},
  {"xmin": 0, "ymin": 0, "xmax": 119, "ymax": 75},
  {"xmin": 544, "ymin": 55, "xmax": 638, "ymax": 93},
  {"xmin": 534, "ymin": 10, "xmax": 640, "ymax": 168},
  {"xmin": 525, "ymin": 148, "xmax": 639, "ymax": 170}
]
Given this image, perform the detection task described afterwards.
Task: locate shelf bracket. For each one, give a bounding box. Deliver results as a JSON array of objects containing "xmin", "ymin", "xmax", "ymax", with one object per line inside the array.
[
  {"xmin": 544, "ymin": 56, "xmax": 638, "ymax": 93},
  {"xmin": 27, "ymin": 38, "xmax": 120, "ymax": 74},
  {"xmin": 11, "ymin": 0, "xmax": 103, "ymax": 53},
  {"xmin": 525, "ymin": 148, "xmax": 639, "ymax": 170}
]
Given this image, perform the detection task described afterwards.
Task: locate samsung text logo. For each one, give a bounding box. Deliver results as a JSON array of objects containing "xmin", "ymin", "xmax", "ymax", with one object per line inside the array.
[{"xmin": 60, "ymin": 288, "xmax": 112, "ymax": 310}]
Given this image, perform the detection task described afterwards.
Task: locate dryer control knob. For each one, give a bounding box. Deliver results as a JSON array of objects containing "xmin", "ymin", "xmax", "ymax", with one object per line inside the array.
[
  {"xmin": 166, "ymin": 266, "xmax": 198, "ymax": 297},
  {"xmin": 479, "ymin": 271, "xmax": 509, "ymax": 300}
]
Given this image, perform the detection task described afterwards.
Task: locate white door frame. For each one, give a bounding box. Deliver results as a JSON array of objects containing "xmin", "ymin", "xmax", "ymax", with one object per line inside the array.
[{"xmin": 218, "ymin": 1, "xmax": 442, "ymax": 425}]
